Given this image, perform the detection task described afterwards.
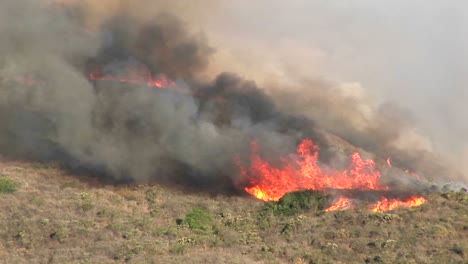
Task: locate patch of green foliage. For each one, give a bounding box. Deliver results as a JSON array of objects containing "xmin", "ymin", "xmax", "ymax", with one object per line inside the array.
[
  {"xmin": 181, "ymin": 208, "xmax": 213, "ymax": 231},
  {"xmin": 264, "ymin": 190, "xmax": 328, "ymax": 216},
  {"xmin": 50, "ymin": 227, "xmax": 69, "ymax": 242},
  {"xmin": 441, "ymin": 191, "xmax": 468, "ymax": 202},
  {"xmin": 0, "ymin": 176, "xmax": 17, "ymax": 194}
]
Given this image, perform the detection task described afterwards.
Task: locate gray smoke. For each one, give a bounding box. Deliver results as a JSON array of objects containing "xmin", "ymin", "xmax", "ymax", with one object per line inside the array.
[
  {"xmin": 87, "ymin": 13, "xmax": 214, "ymax": 79},
  {"xmin": 0, "ymin": 0, "xmax": 462, "ymax": 194},
  {"xmin": 271, "ymin": 79, "xmax": 461, "ymax": 183},
  {"xmin": 0, "ymin": 0, "xmax": 99, "ymax": 162},
  {"xmin": 198, "ymin": 1, "xmax": 467, "ymax": 185},
  {"xmin": 0, "ymin": 0, "xmax": 325, "ymax": 192}
]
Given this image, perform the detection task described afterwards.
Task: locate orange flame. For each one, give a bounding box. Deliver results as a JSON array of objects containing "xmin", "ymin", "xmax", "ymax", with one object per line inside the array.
[
  {"xmin": 240, "ymin": 139, "xmax": 389, "ymax": 202},
  {"xmin": 88, "ymin": 66, "xmax": 175, "ymax": 89},
  {"xmin": 325, "ymin": 196, "xmax": 351, "ymax": 212},
  {"xmin": 239, "ymin": 139, "xmax": 426, "ymax": 212},
  {"xmin": 371, "ymin": 196, "xmax": 426, "ymax": 212}
]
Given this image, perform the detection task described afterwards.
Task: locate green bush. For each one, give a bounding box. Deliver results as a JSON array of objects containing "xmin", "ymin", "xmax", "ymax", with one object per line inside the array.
[
  {"xmin": 0, "ymin": 177, "xmax": 17, "ymax": 194},
  {"xmin": 50, "ymin": 227, "xmax": 69, "ymax": 242},
  {"xmin": 264, "ymin": 190, "xmax": 328, "ymax": 216},
  {"xmin": 181, "ymin": 208, "xmax": 213, "ymax": 231}
]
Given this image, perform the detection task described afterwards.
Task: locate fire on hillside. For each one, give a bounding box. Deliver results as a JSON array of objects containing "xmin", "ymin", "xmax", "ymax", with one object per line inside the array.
[
  {"xmin": 236, "ymin": 138, "xmax": 426, "ymax": 212},
  {"xmin": 85, "ymin": 62, "xmax": 427, "ymax": 212},
  {"xmin": 6, "ymin": 58, "xmax": 429, "ymax": 213},
  {"xmin": 0, "ymin": 1, "xmax": 439, "ymax": 215},
  {"xmin": 4, "ymin": 55, "xmax": 428, "ymax": 213}
]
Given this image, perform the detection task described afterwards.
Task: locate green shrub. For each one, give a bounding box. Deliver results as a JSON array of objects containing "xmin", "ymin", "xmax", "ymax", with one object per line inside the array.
[
  {"xmin": 50, "ymin": 227, "xmax": 69, "ymax": 242},
  {"xmin": 0, "ymin": 177, "xmax": 17, "ymax": 194},
  {"xmin": 264, "ymin": 190, "xmax": 328, "ymax": 216},
  {"xmin": 181, "ymin": 208, "xmax": 213, "ymax": 231}
]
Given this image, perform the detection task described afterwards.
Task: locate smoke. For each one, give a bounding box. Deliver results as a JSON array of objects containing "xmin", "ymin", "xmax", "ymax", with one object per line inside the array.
[
  {"xmin": 86, "ymin": 14, "xmax": 214, "ymax": 80},
  {"xmin": 0, "ymin": 0, "xmax": 464, "ymax": 195},
  {"xmin": 271, "ymin": 78, "xmax": 463, "ymax": 183},
  {"xmin": 0, "ymin": 0, "xmax": 98, "ymax": 160},
  {"xmin": 197, "ymin": 1, "xmax": 467, "ymax": 184},
  {"xmin": 0, "ymin": 0, "xmax": 325, "ymax": 192}
]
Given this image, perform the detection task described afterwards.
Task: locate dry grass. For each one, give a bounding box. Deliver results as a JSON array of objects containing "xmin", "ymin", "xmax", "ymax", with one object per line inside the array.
[{"xmin": 0, "ymin": 160, "xmax": 466, "ymax": 264}]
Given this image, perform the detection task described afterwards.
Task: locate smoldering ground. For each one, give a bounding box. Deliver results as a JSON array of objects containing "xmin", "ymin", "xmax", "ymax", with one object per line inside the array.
[{"xmin": 0, "ymin": 0, "xmax": 463, "ymax": 194}]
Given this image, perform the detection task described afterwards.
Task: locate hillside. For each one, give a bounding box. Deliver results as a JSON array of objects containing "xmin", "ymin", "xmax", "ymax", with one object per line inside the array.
[{"xmin": 0, "ymin": 160, "xmax": 466, "ymax": 264}]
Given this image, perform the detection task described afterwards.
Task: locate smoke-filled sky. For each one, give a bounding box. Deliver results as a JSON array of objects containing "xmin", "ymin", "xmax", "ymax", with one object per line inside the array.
[
  {"xmin": 1, "ymin": 0, "xmax": 466, "ymax": 186},
  {"xmin": 196, "ymin": 1, "xmax": 467, "ymax": 172}
]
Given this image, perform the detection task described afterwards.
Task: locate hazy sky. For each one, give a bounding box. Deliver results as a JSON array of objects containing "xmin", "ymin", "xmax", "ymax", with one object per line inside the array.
[
  {"xmin": 45, "ymin": 0, "xmax": 468, "ymax": 180},
  {"xmin": 195, "ymin": 1, "xmax": 467, "ymax": 160}
]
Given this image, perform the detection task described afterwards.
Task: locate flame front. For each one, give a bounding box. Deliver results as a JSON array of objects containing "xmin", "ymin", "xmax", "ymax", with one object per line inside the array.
[
  {"xmin": 239, "ymin": 138, "xmax": 426, "ymax": 212},
  {"xmin": 241, "ymin": 139, "xmax": 388, "ymax": 202},
  {"xmin": 325, "ymin": 196, "xmax": 351, "ymax": 212},
  {"xmin": 371, "ymin": 196, "xmax": 426, "ymax": 212}
]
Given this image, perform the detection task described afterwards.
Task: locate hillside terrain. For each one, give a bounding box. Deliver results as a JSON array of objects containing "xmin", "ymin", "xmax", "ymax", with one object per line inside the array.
[
  {"xmin": 0, "ymin": 2, "xmax": 466, "ymax": 263},
  {"xmin": 0, "ymin": 159, "xmax": 466, "ymax": 264}
]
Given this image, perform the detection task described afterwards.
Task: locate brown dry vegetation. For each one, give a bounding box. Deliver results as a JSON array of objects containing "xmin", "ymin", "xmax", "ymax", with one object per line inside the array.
[{"xmin": 0, "ymin": 160, "xmax": 466, "ymax": 264}]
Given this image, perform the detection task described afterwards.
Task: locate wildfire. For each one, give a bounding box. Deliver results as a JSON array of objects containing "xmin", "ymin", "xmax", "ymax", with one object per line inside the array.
[
  {"xmin": 241, "ymin": 139, "xmax": 388, "ymax": 202},
  {"xmin": 386, "ymin": 156, "xmax": 423, "ymax": 180},
  {"xmin": 371, "ymin": 196, "xmax": 426, "ymax": 212},
  {"xmin": 325, "ymin": 196, "xmax": 351, "ymax": 212},
  {"xmin": 239, "ymin": 138, "xmax": 426, "ymax": 212},
  {"xmin": 86, "ymin": 65, "xmax": 219, "ymax": 98},
  {"xmin": 88, "ymin": 66, "xmax": 175, "ymax": 89}
]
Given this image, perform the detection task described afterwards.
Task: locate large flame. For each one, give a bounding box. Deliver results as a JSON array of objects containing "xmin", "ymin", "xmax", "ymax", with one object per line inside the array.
[
  {"xmin": 241, "ymin": 139, "xmax": 388, "ymax": 202},
  {"xmin": 239, "ymin": 138, "xmax": 426, "ymax": 212}
]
